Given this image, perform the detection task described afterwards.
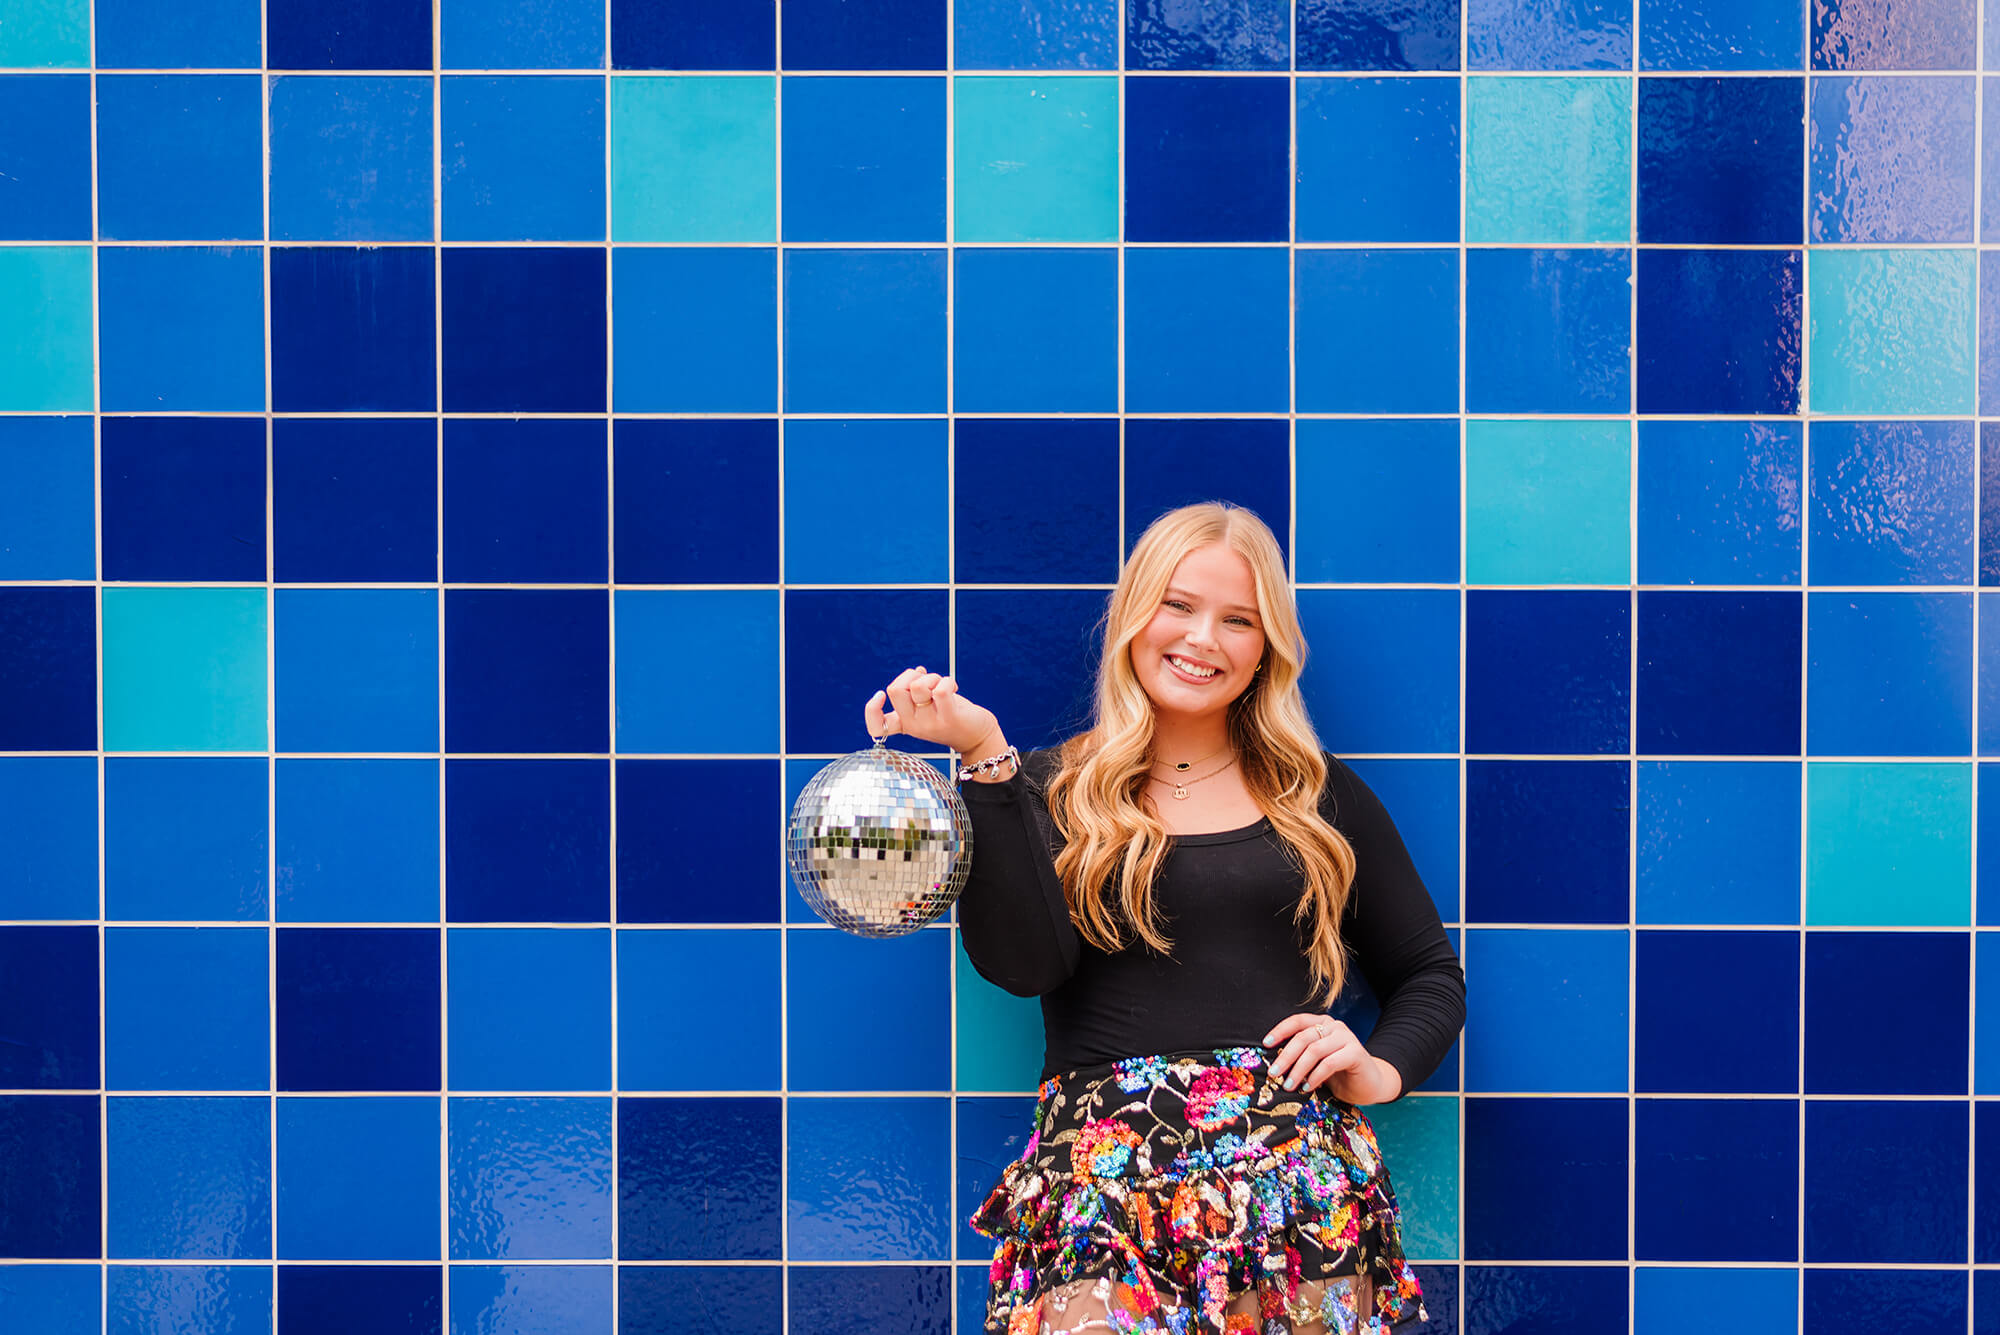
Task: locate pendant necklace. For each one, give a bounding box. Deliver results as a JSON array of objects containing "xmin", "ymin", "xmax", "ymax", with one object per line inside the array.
[
  {"xmin": 1156, "ymin": 742, "xmax": 1230, "ymax": 775},
  {"xmin": 1149, "ymin": 754, "xmax": 1237, "ymax": 801}
]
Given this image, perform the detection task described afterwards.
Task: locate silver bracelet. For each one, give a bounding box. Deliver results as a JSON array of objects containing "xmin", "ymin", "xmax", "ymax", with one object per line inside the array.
[{"xmin": 957, "ymin": 745, "xmax": 1021, "ymax": 784}]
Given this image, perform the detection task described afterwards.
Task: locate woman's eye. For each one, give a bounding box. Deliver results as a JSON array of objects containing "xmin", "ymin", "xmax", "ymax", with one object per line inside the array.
[{"xmin": 1165, "ymin": 599, "xmax": 1191, "ymax": 612}]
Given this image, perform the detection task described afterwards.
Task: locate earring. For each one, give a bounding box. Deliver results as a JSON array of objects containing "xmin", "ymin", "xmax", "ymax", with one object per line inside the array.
[{"xmin": 1254, "ymin": 662, "xmax": 1264, "ymax": 673}]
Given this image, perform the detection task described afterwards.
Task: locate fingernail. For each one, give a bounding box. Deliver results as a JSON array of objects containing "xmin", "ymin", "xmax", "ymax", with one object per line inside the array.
[
  {"xmin": 1284, "ymin": 1077, "xmax": 1297, "ymax": 1090},
  {"xmin": 1261, "ymin": 1034, "xmax": 1274, "ymax": 1045}
]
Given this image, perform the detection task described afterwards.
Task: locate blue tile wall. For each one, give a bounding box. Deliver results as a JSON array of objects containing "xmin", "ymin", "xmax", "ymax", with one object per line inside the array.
[{"xmin": 0, "ymin": 2, "xmax": 1994, "ymax": 1332}]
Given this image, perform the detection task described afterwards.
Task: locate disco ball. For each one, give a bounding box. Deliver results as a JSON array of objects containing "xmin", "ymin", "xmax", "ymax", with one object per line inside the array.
[{"xmin": 786, "ymin": 739, "xmax": 973, "ymax": 938}]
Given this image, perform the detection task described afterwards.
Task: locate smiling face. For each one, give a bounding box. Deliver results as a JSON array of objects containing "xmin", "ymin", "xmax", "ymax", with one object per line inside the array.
[{"xmin": 1128, "ymin": 542, "xmax": 1268, "ymax": 726}]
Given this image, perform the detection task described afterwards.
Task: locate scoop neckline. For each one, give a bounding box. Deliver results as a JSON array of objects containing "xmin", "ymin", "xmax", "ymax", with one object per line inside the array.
[{"xmin": 1168, "ymin": 816, "xmax": 1274, "ymax": 846}]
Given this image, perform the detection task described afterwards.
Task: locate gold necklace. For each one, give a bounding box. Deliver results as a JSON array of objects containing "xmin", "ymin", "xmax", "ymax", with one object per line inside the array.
[
  {"xmin": 1151, "ymin": 741, "xmax": 1231, "ymax": 775},
  {"xmin": 1148, "ymin": 755, "xmax": 1237, "ymax": 801}
]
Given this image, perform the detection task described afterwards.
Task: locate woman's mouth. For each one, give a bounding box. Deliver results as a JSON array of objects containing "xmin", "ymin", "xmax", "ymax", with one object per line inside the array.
[{"xmin": 1166, "ymin": 654, "xmax": 1219, "ymax": 683}]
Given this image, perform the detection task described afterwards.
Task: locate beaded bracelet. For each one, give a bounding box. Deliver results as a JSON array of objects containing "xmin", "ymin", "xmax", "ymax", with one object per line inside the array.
[{"xmin": 957, "ymin": 745, "xmax": 1021, "ymax": 784}]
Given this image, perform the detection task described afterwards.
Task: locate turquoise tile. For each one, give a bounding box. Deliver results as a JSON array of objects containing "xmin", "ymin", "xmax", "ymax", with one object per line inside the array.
[
  {"xmin": 954, "ymin": 932, "xmax": 1042, "ymax": 1095},
  {"xmin": 103, "ymin": 587, "xmax": 269, "ymax": 753},
  {"xmin": 1806, "ymin": 762, "xmax": 1972, "ymax": 926},
  {"xmin": 615, "ymin": 589, "xmax": 779, "ymax": 753},
  {"xmin": 0, "ymin": 0, "xmax": 89, "ymax": 66},
  {"xmin": 0, "ymin": 247, "xmax": 93, "ymax": 411},
  {"xmin": 1368, "ymin": 1096, "xmax": 1459, "ymax": 1260},
  {"xmin": 1466, "ymin": 419, "xmax": 1631, "ymax": 584},
  {"xmin": 953, "ymin": 76, "xmax": 1119, "ymax": 242},
  {"xmin": 1809, "ymin": 247, "xmax": 1975, "ymax": 414},
  {"xmin": 1467, "ymin": 76, "xmax": 1632, "ymax": 243},
  {"xmin": 609, "ymin": 76, "xmax": 775, "ymax": 242}
]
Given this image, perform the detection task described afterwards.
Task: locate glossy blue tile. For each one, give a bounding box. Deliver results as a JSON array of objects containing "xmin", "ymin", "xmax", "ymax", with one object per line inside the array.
[
  {"xmin": 274, "ymin": 418, "xmax": 438, "ymax": 582},
  {"xmin": 1298, "ymin": 77, "xmax": 1459, "ymax": 241},
  {"xmin": 105, "ymin": 927, "xmax": 269, "ymax": 1091},
  {"xmin": 1805, "ymin": 1100, "xmax": 1967, "ymax": 1262},
  {"xmin": 1640, "ymin": 0, "xmax": 1805, "ymax": 68},
  {"xmin": 269, "ymin": 0, "xmax": 434, "ymax": 68},
  {"xmin": 1980, "ymin": 1102, "xmax": 2000, "ymax": 1258},
  {"xmin": 275, "ymin": 589, "xmax": 438, "ymax": 753},
  {"xmin": 1636, "ymin": 930, "xmax": 1799, "ymax": 1091},
  {"xmin": 449, "ymin": 1266, "xmax": 612, "ymax": 1335},
  {"xmin": 276, "ymin": 1098, "xmax": 440, "ymax": 1259},
  {"xmin": 1636, "ymin": 1268, "xmax": 1797, "ymax": 1335},
  {"xmin": 781, "ymin": 0, "xmax": 945, "ymax": 69},
  {"xmin": 442, "ymin": 248, "xmax": 607, "ymax": 412},
  {"xmin": 276, "ymin": 927, "xmax": 441, "ymax": 1092},
  {"xmin": 612, "ymin": 248, "xmax": 777, "ymax": 412},
  {"xmin": 784, "ymin": 590, "xmax": 949, "ymax": 755},
  {"xmin": 784, "ymin": 419, "xmax": 947, "ymax": 582},
  {"xmin": 1806, "ymin": 592, "xmax": 1973, "ymax": 756},
  {"xmin": 1123, "ymin": 420, "xmax": 1293, "ymax": 557},
  {"xmin": 1637, "ymin": 420, "xmax": 1803, "ymax": 585},
  {"xmin": 615, "ymin": 761, "xmax": 779, "ymax": 924},
  {"xmin": 442, "ymin": 419, "xmax": 605, "ymax": 584},
  {"xmin": 1124, "ymin": 248, "xmax": 1290, "ymax": 412},
  {"xmin": 1296, "ymin": 420, "xmax": 1459, "ymax": 585},
  {"xmin": 619, "ymin": 1266, "xmax": 784, "ymax": 1334},
  {"xmin": 0, "ymin": 416, "xmax": 94, "ymax": 581},
  {"xmin": 0, "ymin": 757, "xmax": 97, "ymax": 919},
  {"xmin": 1982, "ymin": 764, "xmax": 2000, "ymax": 922},
  {"xmin": 1811, "ymin": 75, "xmax": 1975, "ymax": 242},
  {"xmin": 444, "ymin": 590, "xmax": 610, "ymax": 755},
  {"xmin": 1985, "ymin": 86, "xmax": 2000, "ymax": 240},
  {"xmin": 1986, "ymin": 254, "xmax": 2000, "ymax": 414},
  {"xmin": 97, "ymin": 0, "xmax": 262, "ymax": 67},
  {"xmin": 0, "ymin": 1265, "xmax": 99, "ymax": 1335},
  {"xmin": 1806, "ymin": 1268, "xmax": 1966, "ymax": 1335},
  {"xmin": 108, "ymin": 1266, "xmax": 273, "ymax": 1335},
  {"xmin": 613, "ymin": 419, "xmax": 779, "ymax": 582},
  {"xmin": 1467, "ymin": 761, "xmax": 1629, "ymax": 923},
  {"xmin": 96, "ymin": 75, "xmax": 262, "ymax": 240},
  {"xmin": 612, "ymin": 0, "xmax": 772, "ymax": 68},
  {"xmin": 1638, "ymin": 76, "xmax": 1803, "ymax": 242},
  {"xmin": 1812, "ymin": 419, "xmax": 1974, "ymax": 585},
  {"xmin": 616, "ymin": 595, "xmax": 778, "ymax": 747},
  {"xmin": 269, "ymin": 76, "xmax": 433, "ymax": 240},
  {"xmin": 446, "ymin": 0, "xmax": 603, "ymax": 68},
  {"xmin": 955, "ymin": 590, "xmax": 1109, "ymax": 751},
  {"xmin": 1298, "ymin": 590, "xmax": 1459, "ymax": 754},
  {"xmin": 101, "ymin": 415, "xmax": 264, "ymax": 579},
  {"xmin": 783, "ymin": 248, "xmax": 947, "ymax": 413},
  {"xmin": 107, "ymin": 1098, "xmax": 270, "ymax": 1260},
  {"xmin": 1125, "ymin": 76, "xmax": 1289, "ymax": 241},
  {"xmin": 1464, "ymin": 929, "xmax": 1629, "ymax": 1090},
  {"xmin": 0, "ymin": 926, "xmax": 97, "ymax": 1089},
  {"xmin": 1636, "ymin": 1098, "xmax": 1797, "ymax": 1261},
  {"xmin": 1297, "ymin": 248, "xmax": 1459, "ymax": 412},
  {"xmin": 1345, "ymin": 759, "xmax": 1460, "ymax": 921},
  {"xmin": 1466, "ymin": 591, "xmax": 1630, "ymax": 755},
  {"xmin": 619, "ymin": 1097, "xmax": 781, "ymax": 1260},
  {"xmin": 0, "ymin": 587, "xmax": 96, "ymax": 751},
  {"xmin": 277, "ymin": 1266, "xmax": 441, "ymax": 1335},
  {"xmin": 1812, "ymin": 0, "xmax": 1975, "ymax": 68},
  {"xmin": 443, "ymin": 76, "xmax": 604, "ymax": 240},
  {"xmin": 1468, "ymin": 0, "xmax": 1631, "ymax": 68},
  {"xmin": 1986, "ymin": 596, "xmax": 2000, "ymax": 754},
  {"xmin": 1637, "ymin": 591, "xmax": 1802, "ymax": 756},
  {"xmin": 106, "ymin": 758, "xmax": 268, "ymax": 921},
  {"xmin": 0, "ymin": 1097, "xmax": 99, "ymax": 1258},
  {"xmin": 619, "ymin": 930, "xmax": 781, "ymax": 1090},
  {"xmin": 783, "ymin": 77, "xmax": 944, "ymax": 241},
  {"xmin": 1465, "ymin": 248, "xmax": 1631, "ymax": 413},
  {"xmin": 1464, "ymin": 1097, "xmax": 1627, "ymax": 1257},
  {"xmin": 789, "ymin": 1098, "xmax": 950, "ymax": 1261},
  {"xmin": 1465, "ymin": 1266, "xmax": 1628, "ymax": 1335},
  {"xmin": 0, "ymin": 76, "xmax": 89, "ymax": 238},
  {"xmin": 790, "ymin": 1267, "xmax": 951, "ymax": 1335},
  {"xmin": 449, "ymin": 1098, "xmax": 612, "ymax": 1259},
  {"xmin": 447, "ymin": 929, "xmax": 610, "ymax": 1091},
  {"xmin": 953, "ymin": 419, "xmax": 1120, "ymax": 583},
  {"xmin": 1127, "ymin": 0, "xmax": 1287, "ymax": 68},
  {"xmin": 954, "ymin": 249, "xmax": 1118, "ymax": 412},
  {"xmin": 1297, "ymin": 0, "xmax": 1461, "ymax": 69},
  {"xmin": 956, "ymin": 1097, "xmax": 1036, "ymax": 1259},
  {"xmin": 270, "ymin": 247, "xmax": 438, "ymax": 411},
  {"xmin": 1806, "ymin": 931, "xmax": 1967, "ymax": 1094},
  {"xmin": 1635, "ymin": 248, "xmax": 1802, "ymax": 414},
  {"xmin": 957, "ymin": 0, "xmax": 1118, "ymax": 67},
  {"xmin": 277, "ymin": 760, "xmax": 438, "ymax": 922},
  {"xmin": 101, "ymin": 249, "xmax": 265, "ymax": 412},
  {"xmin": 1637, "ymin": 761, "xmax": 1801, "ymax": 924},
  {"xmin": 789, "ymin": 929, "xmax": 950, "ymax": 1091}
]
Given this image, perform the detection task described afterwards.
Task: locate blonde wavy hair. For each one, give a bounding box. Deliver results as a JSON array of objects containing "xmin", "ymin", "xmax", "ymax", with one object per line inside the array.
[{"xmin": 1043, "ymin": 502, "xmax": 1358, "ymax": 1005}]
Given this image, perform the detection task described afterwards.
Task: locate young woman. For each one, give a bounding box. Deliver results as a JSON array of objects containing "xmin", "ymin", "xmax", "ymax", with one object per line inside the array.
[{"xmin": 864, "ymin": 502, "xmax": 1465, "ymax": 1335}]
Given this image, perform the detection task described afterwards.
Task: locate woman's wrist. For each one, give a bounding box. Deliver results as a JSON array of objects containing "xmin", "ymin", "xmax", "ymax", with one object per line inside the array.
[{"xmin": 957, "ymin": 721, "xmax": 1015, "ymax": 782}]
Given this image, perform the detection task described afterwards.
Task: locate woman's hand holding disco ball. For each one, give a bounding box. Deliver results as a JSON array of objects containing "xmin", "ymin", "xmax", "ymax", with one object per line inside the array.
[{"xmin": 865, "ymin": 667, "xmax": 1010, "ymax": 767}]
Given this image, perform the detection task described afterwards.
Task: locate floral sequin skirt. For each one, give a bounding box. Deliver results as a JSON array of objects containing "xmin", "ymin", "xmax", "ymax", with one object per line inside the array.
[{"xmin": 969, "ymin": 1046, "xmax": 1428, "ymax": 1335}]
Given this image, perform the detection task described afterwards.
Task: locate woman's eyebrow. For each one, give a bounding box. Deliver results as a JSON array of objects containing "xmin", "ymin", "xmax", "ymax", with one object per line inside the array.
[{"xmin": 1163, "ymin": 586, "xmax": 1260, "ymax": 616}]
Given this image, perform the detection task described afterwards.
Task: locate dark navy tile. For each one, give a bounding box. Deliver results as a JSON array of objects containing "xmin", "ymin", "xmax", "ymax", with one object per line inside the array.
[
  {"xmin": 1979, "ymin": 1101, "xmax": 2000, "ymax": 1261},
  {"xmin": 1805, "ymin": 1100, "xmax": 1967, "ymax": 1263},
  {"xmin": 1297, "ymin": 248, "xmax": 1459, "ymax": 412},
  {"xmin": 782, "ymin": 248, "xmax": 947, "ymax": 413},
  {"xmin": 0, "ymin": 1096, "xmax": 100, "ymax": 1258},
  {"xmin": 784, "ymin": 590, "xmax": 949, "ymax": 755},
  {"xmin": 1982, "ymin": 1269, "xmax": 2000, "ymax": 1335},
  {"xmin": 101, "ymin": 416, "xmax": 266, "ymax": 582},
  {"xmin": 1637, "ymin": 591, "xmax": 1802, "ymax": 756},
  {"xmin": 1805, "ymin": 1268, "xmax": 1966, "ymax": 1335},
  {"xmin": 1300, "ymin": 590, "xmax": 1460, "ymax": 755},
  {"xmin": 448, "ymin": 1097, "xmax": 612, "ymax": 1259},
  {"xmin": 442, "ymin": 418, "xmax": 606, "ymax": 584},
  {"xmin": 442, "ymin": 247, "xmax": 607, "ymax": 413},
  {"xmin": 612, "ymin": 0, "xmax": 774, "ymax": 68},
  {"xmin": 1636, "ymin": 1098, "xmax": 1797, "ymax": 1261},
  {"xmin": 96, "ymin": 74, "xmax": 263, "ymax": 241},
  {"xmin": 1811, "ymin": 420, "xmax": 1975, "ymax": 585},
  {"xmin": 789, "ymin": 1267, "xmax": 950, "ymax": 1335},
  {"xmin": 1640, "ymin": 0, "xmax": 1805, "ymax": 69},
  {"xmin": 953, "ymin": 419, "xmax": 1119, "ymax": 583},
  {"xmin": 1297, "ymin": 0, "xmax": 1461, "ymax": 70},
  {"xmin": 268, "ymin": 0, "xmax": 433, "ymax": 68},
  {"xmin": 107, "ymin": 758, "xmax": 267, "ymax": 922},
  {"xmin": 276, "ymin": 927, "xmax": 441, "ymax": 1091},
  {"xmin": 613, "ymin": 419, "xmax": 778, "ymax": 585},
  {"xmin": 1127, "ymin": 0, "xmax": 1288, "ymax": 68},
  {"xmin": 1637, "ymin": 420, "xmax": 1803, "ymax": 585},
  {"xmin": 1635, "ymin": 248, "xmax": 1801, "ymax": 414},
  {"xmin": 1806, "ymin": 593, "xmax": 1972, "ymax": 756},
  {"xmin": 783, "ymin": 77, "xmax": 944, "ymax": 242},
  {"xmin": 1468, "ymin": 0, "xmax": 1632, "ymax": 68},
  {"xmin": 444, "ymin": 589, "xmax": 611, "ymax": 755},
  {"xmin": 1123, "ymin": 419, "xmax": 1292, "ymax": 561},
  {"xmin": 1465, "ymin": 248, "xmax": 1631, "ymax": 413},
  {"xmin": 105, "ymin": 927, "xmax": 269, "ymax": 1091},
  {"xmin": 1640, "ymin": 80, "xmax": 1802, "ymax": 241},
  {"xmin": 956, "ymin": 1097, "xmax": 1036, "ymax": 1259},
  {"xmin": 1297, "ymin": 77, "xmax": 1460, "ymax": 242},
  {"xmin": 0, "ymin": 587, "xmax": 97, "ymax": 752},
  {"xmin": 271, "ymin": 246, "xmax": 437, "ymax": 412},
  {"xmin": 1806, "ymin": 931, "xmax": 1967, "ymax": 1095},
  {"xmin": 789, "ymin": 1098, "xmax": 950, "ymax": 1260},
  {"xmin": 956, "ymin": 0, "xmax": 1119, "ymax": 68},
  {"xmin": 1464, "ymin": 1097, "xmax": 1627, "ymax": 1260},
  {"xmin": 274, "ymin": 418, "xmax": 437, "ymax": 583},
  {"xmin": 277, "ymin": 1266, "xmax": 442, "ymax": 1335},
  {"xmin": 0, "ymin": 927, "xmax": 97, "ymax": 1089},
  {"xmin": 1982, "ymin": 764, "xmax": 2000, "ymax": 924},
  {"xmin": 781, "ymin": 0, "xmax": 946, "ymax": 69},
  {"xmin": 0, "ymin": 76, "xmax": 90, "ymax": 239},
  {"xmin": 1465, "ymin": 591, "xmax": 1630, "ymax": 755},
  {"xmin": 1811, "ymin": 75, "xmax": 1975, "ymax": 242},
  {"xmin": 1124, "ymin": 76, "xmax": 1290, "ymax": 241},
  {"xmin": 1346, "ymin": 759, "xmax": 1461, "ymax": 923},
  {"xmin": 444, "ymin": 760, "xmax": 610, "ymax": 923},
  {"xmin": 108, "ymin": 1266, "xmax": 273, "ymax": 1335},
  {"xmin": 953, "ymin": 249, "xmax": 1118, "ymax": 413},
  {"xmin": 106, "ymin": 1096, "xmax": 271, "ymax": 1260},
  {"xmin": 1812, "ymin": 0, "xmax": 1975, "ymax": 68},
  {"xmin": 616, "ymin": 760, "xmax": 780, "ymax": 923},
  {"xmin": 97, "ymin": 0, "xmax": 263, "ymax": 68},
  {"xmin": 619, "ymin": 1097, "xmax": 781, "ymax": 1260},
  {"xmin": 1466, "ymin": 761, "xmax": 1629, "ymax": 923},
  {"xmin": 1464, "ymin": 1265, "xmax": 1628, "ymax": 1335},
  {"xmin": 620, "ymin": 1265, "xmax": 784, "ymax": 1334},
  {"xmin": 1636, "ymin": 930, "xmax": 1798, "ymax": 1092},
  {"xmin": 955, "ymin": 591, "xmax": 1107, "ymax": 752}
]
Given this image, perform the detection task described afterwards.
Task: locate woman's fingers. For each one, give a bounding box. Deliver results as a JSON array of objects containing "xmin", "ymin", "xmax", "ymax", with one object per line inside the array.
[
  {"xmin": 1302, "ymin": 1037, "xmax": 1365, "ymax": 1093},
  {"xmin": 864, "ymin": 689, "xmax": 896, "ymax": 739}
]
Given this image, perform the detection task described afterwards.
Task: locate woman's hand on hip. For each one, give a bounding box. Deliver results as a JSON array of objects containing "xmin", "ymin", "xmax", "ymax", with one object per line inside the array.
[
  {"xmin": 864, "ymin": 666, "xmax": 998, "ymax": 754},
  {"xmin": 1263, "ymin": 1013, "xmax": 1403, "ymax": 1106}
]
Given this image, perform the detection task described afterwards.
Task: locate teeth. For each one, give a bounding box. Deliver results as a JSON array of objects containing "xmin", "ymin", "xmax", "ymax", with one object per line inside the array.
[{"xmin": 1169, "ymin": 655, "xmax": 1216, "ymax": 678}]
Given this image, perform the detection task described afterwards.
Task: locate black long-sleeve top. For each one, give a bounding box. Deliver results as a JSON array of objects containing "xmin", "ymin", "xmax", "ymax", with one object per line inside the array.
[{"xmin": 957, "ymin": 748, "xmax": 1466, "ymax": 1096}]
